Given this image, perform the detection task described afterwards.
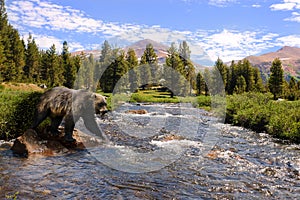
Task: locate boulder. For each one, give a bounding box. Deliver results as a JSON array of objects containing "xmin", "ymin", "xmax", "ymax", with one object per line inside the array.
[
  {"xmin": 11, "ymin": 127, "xmax": 105, "ymax": 157},
  {"xmin": 125, "ymin": 109, "xmax": 148, "ymax": 114}
]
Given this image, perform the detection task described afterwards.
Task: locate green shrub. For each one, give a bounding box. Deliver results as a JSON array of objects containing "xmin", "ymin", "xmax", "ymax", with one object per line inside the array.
[
  {"xmin": 0, "ymin": 91, "xmax": 42, "ymax": 140},
  {"xmin": 226, "ymin": 92, "xmax": 300, "ymax": 143}
]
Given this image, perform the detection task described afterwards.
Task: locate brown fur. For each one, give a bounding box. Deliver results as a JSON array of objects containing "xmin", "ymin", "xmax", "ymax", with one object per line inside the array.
[{"xmin": 31, "ymin": 87, "xmax": 108, "ymax": 142}]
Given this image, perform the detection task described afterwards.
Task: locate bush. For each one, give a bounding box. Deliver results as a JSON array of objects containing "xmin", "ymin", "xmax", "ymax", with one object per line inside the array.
[
  {"xmin": 0, "ymin": 91, "xmax": 42, "ymax": 140},
  {"xmin": 226, "ymin": 92, "xmax": 300, "ymax": 143}
]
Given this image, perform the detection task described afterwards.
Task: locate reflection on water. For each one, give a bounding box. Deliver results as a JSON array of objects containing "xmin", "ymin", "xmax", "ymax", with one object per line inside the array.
[{"xmin": 0, "ymin": 103, "xmax": 299, "ymax": 199}]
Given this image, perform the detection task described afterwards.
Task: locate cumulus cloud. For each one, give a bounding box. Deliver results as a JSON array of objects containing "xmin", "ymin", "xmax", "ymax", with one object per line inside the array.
[
  {"xmin": 199, "ymin": 30, "xmax": 279, "ymax": 61},
  {"xmin": 7, "ymin": 0, "xmax": 299, "ymax": 64},
  {"xmin": 270, "ymin": 0, "xmax": 300, "ymax": 22},
  {"xmin": 276, "ymin": 35, "xmax": 300, "ymax": 46}
]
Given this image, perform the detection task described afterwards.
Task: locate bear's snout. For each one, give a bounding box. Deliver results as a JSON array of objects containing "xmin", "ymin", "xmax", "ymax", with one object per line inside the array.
[{"xmin": 96, "ymin": 107, "xmax": 108, "ymax": 115}]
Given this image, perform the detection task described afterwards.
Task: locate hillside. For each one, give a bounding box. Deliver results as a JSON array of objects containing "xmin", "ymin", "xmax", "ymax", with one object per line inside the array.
[
  {"xmin": 71, "ymin": 39, "xmax": 168, "ymax": 62},
  {"xmin": 246, "ymin": 46, "xmax": 300, "ymax": 80},
  {"xmin": 71, "ymin": 39, "xmax": 205, "ymax": 70}
]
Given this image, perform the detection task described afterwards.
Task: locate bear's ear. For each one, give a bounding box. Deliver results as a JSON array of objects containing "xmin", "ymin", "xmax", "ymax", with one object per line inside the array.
[{"xmin": 91, "ymin": 93, "xmax": 97, "ymax": 99}]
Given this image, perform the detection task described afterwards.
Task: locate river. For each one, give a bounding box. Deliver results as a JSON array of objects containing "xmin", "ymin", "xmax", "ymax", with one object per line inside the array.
[{"xmin": 0, "ymin": 103, "xmax": 299, "ymax": 199}]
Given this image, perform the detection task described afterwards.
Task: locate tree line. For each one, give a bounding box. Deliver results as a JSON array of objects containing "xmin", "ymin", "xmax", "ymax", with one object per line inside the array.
[
  {"xmin": 0, "ymin": 0, "xmax": 79, "ymax": 87},
  {"xmin": 1, "ymin": 0, "xmax": 299, "ymax": 100}
]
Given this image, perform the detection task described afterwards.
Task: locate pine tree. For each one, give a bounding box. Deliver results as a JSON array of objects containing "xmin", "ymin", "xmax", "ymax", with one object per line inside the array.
[
  {"xmin": 0, "ymin": 0, "xmax": 7, "ymax": 33},
  {"xmin": 235, "ymin": 75, "xmax": 247, "ymax": 94},
  {"xmin": 100, "ymin": 49, "xmax": 128, "ymax": 92},
  {"xmin": 97, "ymin": 40, "xmax": 114, "ymax": 90},
  {"xmin": 126, "ymin": 48, "xmax": 139, "ymax": 92},
  {"xmin": 179, "ymin": 41, "xmax": 196, "ymax": 95},
  {"xmin": 43, "ymin": 44, "xmax": 63, "ymax": 87},
  {"xmin": 253, "ymin": 67, "xmax": 264, "ymax": 92},
  {"xmin": 24, "ymin": 34, "xmax": 40, "ymax": 82},
  {"xmin": 211, "ymin": 58, "xmax": 226, "ymax": 95},
  {"xmin": 0, "ymin": 35, "xmax": 6, "ymax": 82},
  {"xmin": 203, "ymin": 68, "xmax": 211, "ymax": 96},
  {"xmin": 227, "ymin": 61, "xmax": 238, "ymax": 95},
  {"xmin": 111, "ymin": 50, "xmax": 128, "ymax": 93},
  {"xmin": 286, "ymin": 76, "xmax": 297, "ymax": 100},
  {"xmin": 62, "ymin": 41, "xmax": 77, "ymax": 88},
  {"xmin": 140, "ymin": 43, "xmax": 158, "ymax": 84},
  {"xmin": 164, "ymin": 42, "xmax": 185, "ymax": 97},
  {"xmin": 196, "ymin": 72, "xmax": 206, "ymax": 95},
  {"xmin": 241, "ymin": 59, "xmax": 254, "ymax": 92},
  {"xmin": 268, "ymin": 58, "xmax": 284, "ymax": 100}
]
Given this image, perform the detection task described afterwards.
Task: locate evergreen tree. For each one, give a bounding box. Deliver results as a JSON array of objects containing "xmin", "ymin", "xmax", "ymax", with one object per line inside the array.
[
  {"xmin": 196, "ymin": 72, "xmax": 206, "ymax": 95},
  {"xmin": 0, "ymin": 35, "xmax": 6, "ymax": 82},
  {"xmin": 235, "ymin": 75, "xmax": 247, "ymax": 94},
  {"xmin": 0, "ymin": 0, "xmax": 7, "ymax": 33},
  {"xmin": 164, "ymin": 42, "xmax": 185, "ymax": 97},
  {"xmin": 97, "ymin": 40, "xmax": 114, "ymax": 90},
  {"xmin": 62, "ymin": 41, "xmax": 77, "ymax": 88},
  {"xmin": 43, "ymin": 44, "xmax": 63, "ymax": 87},
  {"xmin": 100, "ymin": 49, "xmax": 128, "ymax": 92},
  {"xmin": 140, "ymin": 43, "xmax": 158, "ymax": 84},
  {"xmin": 203, "ymin": 68, "xmax": 211, "ymax": 96},
  {"xmin": 268, "ymin": 58, "xmax": 284, "ymax": 100},
  {"xmin": 286, "ymin": 76, "xmax": 297, "ymax": 100},
  {"xmin": 126, "ymin": 48, "xmax": 139, "ymax": 92},
  {"xmin": 179, "ymin": 41, "xmax": 196, "ymax": 95},
  {"xmin": 111, "ymin": 50, "xmax": 128, "ymax": 93},
  {"xmin": 227, "ymin": 61, "xmax": 238, "ymax": 95},
  {"xmin": 240, "ymin": 59, "xmax": 254, "ymax": 92},
  {"xmin": 211, "ymin": 58, "xmax": 226, "ymax": 95},
  {"xmin": 75, "ymin": 53, "xmax": 96, "ymax": 90},
  {"xmin": 24, "ymin": 34, "xmax": 40, "ymax": 82},
  {"xmin": 253, "ymin": 67, "xmax": 264, "ymax": 92}
]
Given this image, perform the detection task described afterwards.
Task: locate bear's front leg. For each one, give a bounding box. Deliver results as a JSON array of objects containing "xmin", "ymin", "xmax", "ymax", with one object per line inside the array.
[
  {"xmin": 64, "ymin": 115, "xmax": 76, "ymax": 142},
  {"xmin": 50, "ymin": 116, "xmax": 63, "ymax": 136}
]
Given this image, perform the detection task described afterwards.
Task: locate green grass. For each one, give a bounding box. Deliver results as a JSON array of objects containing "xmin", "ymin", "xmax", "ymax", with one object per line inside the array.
[{"xmin": 0, "ymin": 89, "xmax": 43, "ymax": 139}]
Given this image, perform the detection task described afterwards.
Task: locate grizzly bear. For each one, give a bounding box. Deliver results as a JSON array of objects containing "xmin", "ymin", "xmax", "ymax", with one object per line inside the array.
[{"xmin": 31, "ymin": 87, "xmax": 108, "ymax": 142}]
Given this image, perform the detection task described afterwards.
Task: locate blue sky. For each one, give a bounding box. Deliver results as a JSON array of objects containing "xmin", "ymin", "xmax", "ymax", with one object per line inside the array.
[{"xmin": 5, "ymin": 0, "xmax": 300, "ymax": 65}]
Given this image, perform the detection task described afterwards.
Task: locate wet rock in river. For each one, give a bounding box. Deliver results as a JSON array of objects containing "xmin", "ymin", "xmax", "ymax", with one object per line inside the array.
[
  {"xmin": 125, "ymin": 109, "xmax": 148, "ymax": 114},
  {"xmin": 11, "ymin": 127, "xmax": 104, "ymax": 157}
]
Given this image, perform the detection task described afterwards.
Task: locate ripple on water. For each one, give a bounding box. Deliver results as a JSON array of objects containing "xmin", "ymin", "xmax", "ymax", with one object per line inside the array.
[{"xmin": 0, "ymin": 103, "xmax": 299, "ymax": 199}]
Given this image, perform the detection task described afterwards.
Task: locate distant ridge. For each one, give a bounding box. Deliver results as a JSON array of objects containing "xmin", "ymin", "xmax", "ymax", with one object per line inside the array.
[
  {"xmin": 124, "ymin": 39, "xmax": 169, "ymax": 62},
  {"xmin": 71, "ymin": 39, "xmax": 205, "ymax": 70},
  {"xmin": 245, "ymin": 46, "xmax": 300, "ymax": 80}
]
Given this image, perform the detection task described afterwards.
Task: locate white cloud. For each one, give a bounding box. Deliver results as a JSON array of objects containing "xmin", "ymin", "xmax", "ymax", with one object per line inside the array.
[
  {"xmin": 198, "ymin": 30, "xmax": 280, "ymax": 62},
  {"xmin": 6, "ymin": 0, "xmax": 293, "ymax": 65},
  {"xmin": 276, "ymin": 35, "xmax": 300, "ymax": 46},
  {"xmin": 208, "ymin": 0, "xmax": 237, "ymax": 7},
  {"xmin": 252, "ymin": 4, "xmax": 261, "ymax": 8},
  {"xmin": 270, "ymin": 0, "xmax": 300, "ymax": 22},
  {"xmin": 285, "ymin": 11, "xmax": 300, "ymax": 22},
  {"xmin": 30, "ymin": 34, "xmax": 63, "ymax": 50}
]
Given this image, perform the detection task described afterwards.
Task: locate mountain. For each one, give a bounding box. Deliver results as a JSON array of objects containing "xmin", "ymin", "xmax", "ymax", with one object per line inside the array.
[
  {"xmin": 71, "ymin": 39, "xmax": 205, "ymax": 70},
  {"xmin": 124, "ymin": 39, "xmax": 169, "ymax": 62},
  {"xmin": 71, "ymin": 39, "xmax": 168, "ymax": 61},
  {"xmin": 245, "ymin": 46, "xmax": 300, "ymax": 80}
]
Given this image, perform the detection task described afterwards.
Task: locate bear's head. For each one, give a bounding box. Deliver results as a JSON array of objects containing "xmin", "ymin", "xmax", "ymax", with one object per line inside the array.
[{"xmin": 93, "ymin": 93, "xmax": 108, "ymax": 116}]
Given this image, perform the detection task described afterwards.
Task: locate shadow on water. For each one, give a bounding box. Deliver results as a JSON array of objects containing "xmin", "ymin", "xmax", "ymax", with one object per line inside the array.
[{"xmin": 0, "ymin": 103, "xmax": 299, "ymax": 199}]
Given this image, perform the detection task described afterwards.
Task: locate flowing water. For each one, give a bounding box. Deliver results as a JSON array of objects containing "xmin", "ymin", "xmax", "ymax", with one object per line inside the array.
[{"xmin": 0, "ymin": 103, "xmax": 299, "ymax": 199}]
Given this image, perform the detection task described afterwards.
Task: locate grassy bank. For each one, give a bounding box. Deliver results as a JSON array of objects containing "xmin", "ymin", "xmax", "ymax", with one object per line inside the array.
[
  {"xmin": 0, "ymin": 87, "xmax": 42, "ymax": 140},
  {"xmin": 1, "ymin": 85, "xmax": 299, "ymax": 143},
  {"xmin": 226, "ymin": 93, "xmax": 300, "ymax": 143},
  {"xmin": 108, "ymin": 89, "xmax": 211, "ymax": 110}
]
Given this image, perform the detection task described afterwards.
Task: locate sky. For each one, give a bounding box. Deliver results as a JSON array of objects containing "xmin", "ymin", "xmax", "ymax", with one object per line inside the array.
[{"xmin": 5, "ymin": 0, "xmax": 300, "ymax": 66}]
